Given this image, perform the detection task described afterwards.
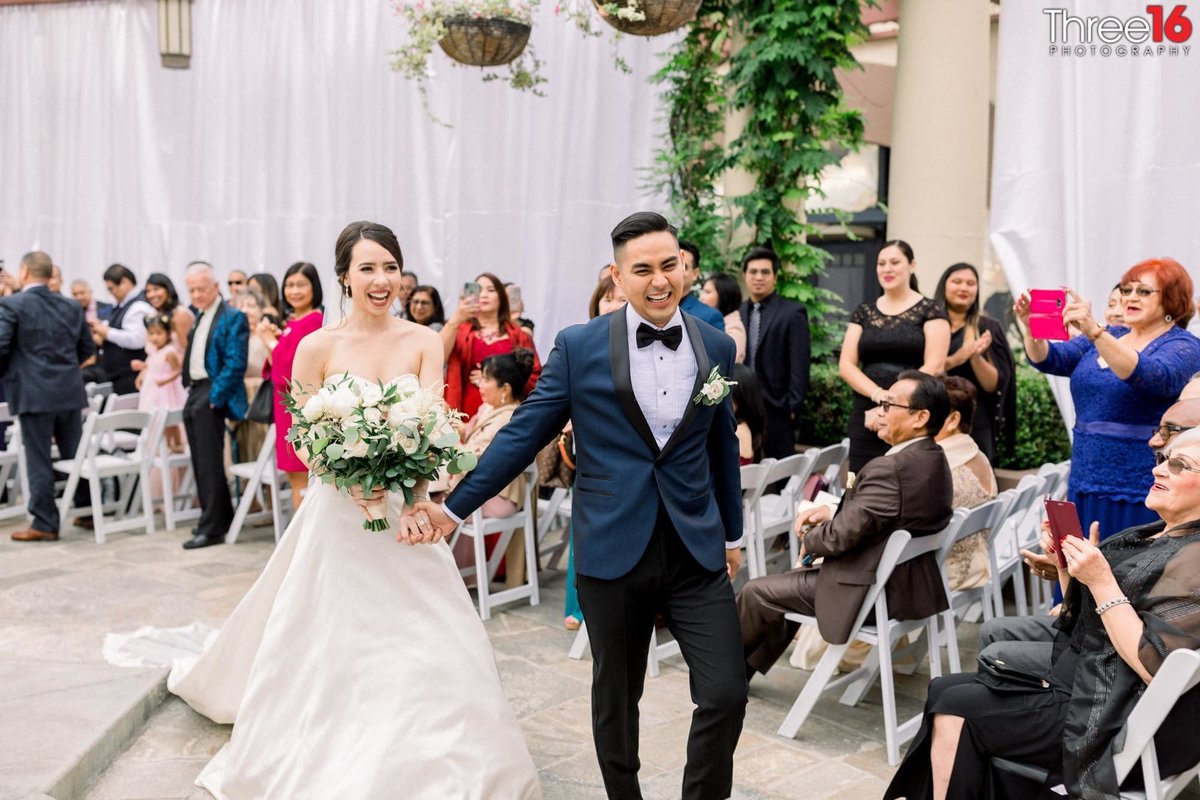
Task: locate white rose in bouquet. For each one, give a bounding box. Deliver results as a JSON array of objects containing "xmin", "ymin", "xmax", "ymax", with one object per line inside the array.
[
  {"xmin": 362, "ymin": 406, "xmax": 383, "ymax": 424},
  {"xmin": 391, "ymin": 374, "xmax": 421, "ymax": 396},
  {"xmin": 359, "ymin": 383, "xmax": 384, "ymax": 408},
  {"xmin": 343, "ymin": 437, "xmax": 371, "ymax": 459},
  {"xmin": 325, "ymin": 387, "xmax": 359, "ymax": 420},
  {"xmin": 302, "ymin": 394, "xmax": 327, "ymax": 422},
  {"xmin": 387, "ymin": 401, "xmax": 421, "ymax": 430},
  {"xmin": 392, "ymin": 430, "xmax": 420, "ymax": 455}
]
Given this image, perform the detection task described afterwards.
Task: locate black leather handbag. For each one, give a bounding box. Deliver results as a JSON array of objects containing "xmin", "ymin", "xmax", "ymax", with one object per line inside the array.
[{"xmin": 246, "ymin": 381, "xmax": 275, "ymax": 424}]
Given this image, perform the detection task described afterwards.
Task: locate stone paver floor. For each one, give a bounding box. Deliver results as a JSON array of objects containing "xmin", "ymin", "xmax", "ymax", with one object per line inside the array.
[{"xmin": 2, "ymin": 513, "xmax": 974, "ymax": 800}]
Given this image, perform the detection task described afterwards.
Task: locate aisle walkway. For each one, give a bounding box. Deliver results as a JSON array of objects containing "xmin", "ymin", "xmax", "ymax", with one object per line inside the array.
[{"xmin": 1, "ymin": 517, "xmax": 955, "ymax": 800}]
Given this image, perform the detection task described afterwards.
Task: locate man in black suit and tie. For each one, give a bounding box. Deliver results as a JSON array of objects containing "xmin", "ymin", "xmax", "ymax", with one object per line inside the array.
[
  {"xmin": 739, "ymin": 246, "xmax": 811, "ymax": 459},
  {"xmin": 0, "ymin": 252, "xmax": 95, "ymax": 542}
]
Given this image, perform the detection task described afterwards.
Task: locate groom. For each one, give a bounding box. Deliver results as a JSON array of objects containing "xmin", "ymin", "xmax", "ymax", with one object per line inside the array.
[{"xmin": 417, "ymin": 212, "xmax": 747, "ymax": 799}]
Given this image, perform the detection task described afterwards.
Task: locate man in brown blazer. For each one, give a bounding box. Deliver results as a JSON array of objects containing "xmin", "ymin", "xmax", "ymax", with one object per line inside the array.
[{"xmin": 738, "ymin": 370, "xmax": 954, "ymax": 678}]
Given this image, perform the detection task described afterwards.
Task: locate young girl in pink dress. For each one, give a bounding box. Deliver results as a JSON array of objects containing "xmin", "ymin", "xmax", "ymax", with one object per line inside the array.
[{"xmin": 137, "ymin": 313, "xmax": 187, "ymax": 452}]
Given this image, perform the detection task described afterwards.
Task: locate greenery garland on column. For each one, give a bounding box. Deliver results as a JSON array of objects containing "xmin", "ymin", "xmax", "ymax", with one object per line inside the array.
[{"xmin": 651, "ymin": 0, "xmax": 870, "ymax": 356}]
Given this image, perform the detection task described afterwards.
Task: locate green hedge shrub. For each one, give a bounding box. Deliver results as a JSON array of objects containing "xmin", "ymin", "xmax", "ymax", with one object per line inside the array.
[{"xmin": 794, "ymin": 360, "xmax": 1071, "ymax": 470}]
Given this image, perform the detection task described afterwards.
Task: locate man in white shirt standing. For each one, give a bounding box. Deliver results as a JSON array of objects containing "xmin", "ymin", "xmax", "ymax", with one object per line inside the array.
[
  {"xmin": 90, "ymin": 264, "xmax": 154, "ymax": 394},
  {"xmin": 417, "ymin": 212, "xmax": 747, "ymax": 799},
  {"xmin": 180, "ymin": 262, "xmax": 249, "ymax": 549}
]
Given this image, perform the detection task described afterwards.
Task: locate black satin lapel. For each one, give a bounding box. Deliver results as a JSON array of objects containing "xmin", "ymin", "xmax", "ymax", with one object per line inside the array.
[
  {"xmin": 609, "ymin": 311, "xmax": 660, "ymax": 456},
  {"xmin": 659, "ymin": 314, "xmax": 712, "ymax": 461}
]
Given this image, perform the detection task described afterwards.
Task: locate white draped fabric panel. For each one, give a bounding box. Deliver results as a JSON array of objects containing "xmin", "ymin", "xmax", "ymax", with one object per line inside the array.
[
  {"xmin": 0, "ymin": 0, "xmax": 669, "ymax": 348},
  {"xmin": 990, "ymin": 0, "xmax": 1200, "ymax": 429}
]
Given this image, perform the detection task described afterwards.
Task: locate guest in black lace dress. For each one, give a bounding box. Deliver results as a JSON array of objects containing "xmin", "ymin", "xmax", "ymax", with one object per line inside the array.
[
  {"xmin": 838, "ymin": 240, "xmax": 950, "ymax": 473},
  {"xmin": 935, "ymin": 263, "xmax": 1016, "ymax": 461}
]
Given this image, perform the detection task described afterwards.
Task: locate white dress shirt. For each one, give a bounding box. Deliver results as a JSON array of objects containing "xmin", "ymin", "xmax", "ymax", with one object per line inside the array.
[
  {"xmin": 104, "ymin": 296, "xmax": 153, "ymax": 350},
  {"xmin": 626, "ymin": 304, "xmax": 697, "ymax": 450},
  {"xmin": 188, "ymin": 300, "xmax": 220, "ymax": 382},
  {"xmin": 885, "ymin": 435, "xmax": 928, "ymax": 456}
]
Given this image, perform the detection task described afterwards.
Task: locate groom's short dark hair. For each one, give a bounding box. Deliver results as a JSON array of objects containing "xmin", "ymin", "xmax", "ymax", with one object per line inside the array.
[{"xmin": 610, "ymin": 212, "xmax": 678, "ymax": 255}]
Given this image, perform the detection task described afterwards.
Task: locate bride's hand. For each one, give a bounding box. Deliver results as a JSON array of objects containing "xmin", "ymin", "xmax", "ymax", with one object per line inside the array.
[
  {"xmin": 399, "ymin": 503, "xmax": 449, "ymax": 546},
  {"xmin": 347, "ymin": 484, "xmax": 386, "ymax": 513}
]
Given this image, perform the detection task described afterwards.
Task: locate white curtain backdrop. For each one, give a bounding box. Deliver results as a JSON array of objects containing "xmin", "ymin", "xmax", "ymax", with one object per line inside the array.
[
  {"xmin": 990, "ymin": 0, "xmax": 1200, "ymax": 429},
  {"xmin": 0, "ymin": 0, "xmax": 671, "ymax": 351}
]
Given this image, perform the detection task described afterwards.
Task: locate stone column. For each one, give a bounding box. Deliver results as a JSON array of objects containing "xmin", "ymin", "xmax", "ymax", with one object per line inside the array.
[{"xmin": 886, "ymin": 0, "xmax": 991, "ymax": 291}]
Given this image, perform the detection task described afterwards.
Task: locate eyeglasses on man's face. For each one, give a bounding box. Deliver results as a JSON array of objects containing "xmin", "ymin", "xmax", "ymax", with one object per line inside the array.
[
  {"xmin": 1154, "ymin": 423, "xmax": 1195, "ymax": 442},
  {"xmin": 228, "ymin": 280, "xmax": 245, "ymax": 288},
  {"xmin": 1118, "ymin": 285, "xmax": 1159, "ymax": 298},
  {"xmin": 878, "ymin": 399, "xmax": 914, "ymax": 414},
  {"xmin": 1154, "ymin": 450, "xmax": 1200, "ymax": 475}
]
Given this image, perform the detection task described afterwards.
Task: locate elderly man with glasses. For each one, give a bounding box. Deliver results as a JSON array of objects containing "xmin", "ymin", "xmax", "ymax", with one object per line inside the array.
[
  {"xmin": 227, "ymin": 270, "xmax": 248, "ymax": 294},
  {"xmin": 738, "ymin": 369, "xmax": 955, "ymax": 680}
]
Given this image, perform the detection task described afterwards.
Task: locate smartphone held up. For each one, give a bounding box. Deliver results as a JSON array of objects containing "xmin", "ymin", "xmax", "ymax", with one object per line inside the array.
[{"xmin": 1029, "ymin": 289, "xmax": 1070, "ymax": 341}]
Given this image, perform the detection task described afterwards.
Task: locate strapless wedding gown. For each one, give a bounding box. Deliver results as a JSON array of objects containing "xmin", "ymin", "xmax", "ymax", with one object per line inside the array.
[{"xmin": 169, "ymin": 375, "xmax": 540, "ymax": 799}]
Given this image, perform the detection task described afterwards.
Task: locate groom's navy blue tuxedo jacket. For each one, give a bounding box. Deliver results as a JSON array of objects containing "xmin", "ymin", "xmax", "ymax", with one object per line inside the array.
[{"xmin": 445, "ymin": 308, "xmax": 743, "ymax": 580}]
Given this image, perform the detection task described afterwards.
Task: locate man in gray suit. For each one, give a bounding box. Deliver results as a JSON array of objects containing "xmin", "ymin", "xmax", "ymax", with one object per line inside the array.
[
  {"xmin": 0, "ymin": 251, "xmax": 95, "ymax": 541},
  {"xmin": 738, "ymin": 370, "xmax": 954, "ymax": 677}
]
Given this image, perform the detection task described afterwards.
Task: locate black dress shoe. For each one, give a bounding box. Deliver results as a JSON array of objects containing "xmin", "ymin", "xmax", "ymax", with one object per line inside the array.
[{"xmin": 182, "ymin": 533, "xmax": 225, "ymax": 550}]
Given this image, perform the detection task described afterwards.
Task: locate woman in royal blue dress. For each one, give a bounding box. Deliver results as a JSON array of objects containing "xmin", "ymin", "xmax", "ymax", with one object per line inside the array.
[{"xmin": 1015, "ymin": 257, "xmax": 1200, "ymax": 538}]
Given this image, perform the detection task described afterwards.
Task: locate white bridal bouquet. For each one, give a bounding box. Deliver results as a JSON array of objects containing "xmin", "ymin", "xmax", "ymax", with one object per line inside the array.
[{"xmin": 283, "ymin": 374, "xmax": 477, "ymax": 531}]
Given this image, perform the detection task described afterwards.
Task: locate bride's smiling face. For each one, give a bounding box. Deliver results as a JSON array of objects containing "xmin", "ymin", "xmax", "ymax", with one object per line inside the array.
[{"xmin": 344, "ymin": 239, "xmax": 403, "ymax": 315}]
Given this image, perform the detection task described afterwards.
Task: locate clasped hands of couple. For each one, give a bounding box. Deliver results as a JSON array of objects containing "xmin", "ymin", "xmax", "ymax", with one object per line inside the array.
[{"xmin": 344, "ymin": 485, "xmax": 457, "ymax": 545}]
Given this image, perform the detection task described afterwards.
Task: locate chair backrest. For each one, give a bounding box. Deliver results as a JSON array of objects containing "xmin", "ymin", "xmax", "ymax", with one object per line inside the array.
[
  {"xmin": 82, "ymin": 409, "xmax": 159, "ymax": 459},
  {"xmin": 1112, "ymin": 647, "xmax": 1200, "ymax": 789},
  {"xmin": 766, "ymin": 450, "xmax": 817, "ymax": 486},
  {"xmin": 103, "ymin": 392, "xmax": 141, "ymax": 413},
  {"xmin": 843, "ymin": 529, "xmax": 913, "ymax": 635},
  {"xmin": 948, "ymin": 497, "xmax": 1010, "ymax": 549},
  {"xmin": 740, "ymin": 462, "xmax": 772, "ymax": 504},
  {"xmin": 0, "ymin": 402, "xmax": 11, "ymax": 425},
  {"xmin": 808, "ymin": 440, "xmax": 849, "ymax": 491},
  {"xmin": 164, "ymin": 408, "xmax": 185, "ymax": 426},
  {"xmin": 85, "ymin": 382, "xmax": 113, "ymax": 403}
]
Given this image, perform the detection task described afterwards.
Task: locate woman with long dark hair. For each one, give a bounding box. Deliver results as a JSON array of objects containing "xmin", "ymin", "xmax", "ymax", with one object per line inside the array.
[
  {"xmin": 143, "ymin": 272, "xmax": 194, "ymax": 347},
  {"xmin": 935, "ymin": 263, "xmax": 1015, "ymax": 461},
  {"xmin": 701, "ymin": 273, "xmax": 747, "ymax": 363},
  {"xmin": 406, "ymin": 285, "xmax": 445, "ymax": 330}
]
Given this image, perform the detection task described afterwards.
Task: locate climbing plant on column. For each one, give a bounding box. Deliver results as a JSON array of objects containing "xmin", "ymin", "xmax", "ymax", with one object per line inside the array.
[{"xmin": 651, "ymin": 0, "xmax": 870, "ymax": 357}]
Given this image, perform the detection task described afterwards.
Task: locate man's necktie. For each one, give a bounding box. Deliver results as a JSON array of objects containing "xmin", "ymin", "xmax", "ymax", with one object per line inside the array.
[
  {"xmin": 747, "ymin": 302, "xmax": 762, "ymax": 365},
  {"xmin": 636, "ymin": 323, "xmax": 683, "ymax": 351}
]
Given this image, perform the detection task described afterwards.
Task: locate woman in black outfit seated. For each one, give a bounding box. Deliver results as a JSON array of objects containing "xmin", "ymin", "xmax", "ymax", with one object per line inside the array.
[{"xmin": 886, "ymin": 427, "xmax": 1200, "ymax": 800}]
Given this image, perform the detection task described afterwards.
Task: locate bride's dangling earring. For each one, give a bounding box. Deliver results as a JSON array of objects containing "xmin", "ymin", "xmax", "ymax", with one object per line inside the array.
[{"xmin": 343, "ymin": 282, "xmax": 352, "ymax": 298}]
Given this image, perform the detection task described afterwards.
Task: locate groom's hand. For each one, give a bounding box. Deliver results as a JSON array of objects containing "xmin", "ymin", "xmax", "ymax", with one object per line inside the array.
[
  {"xmin": 725, "ymin": 547, "xmax": 741, "ymax": 581},
  {"xmin": 408, "ymin": 501, "xmax": 458, "ymax": 543}
]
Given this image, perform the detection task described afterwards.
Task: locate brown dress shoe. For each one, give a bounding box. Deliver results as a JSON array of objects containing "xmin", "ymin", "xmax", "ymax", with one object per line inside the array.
[{"xmin": 11, "ymin": 528, "xmax": 59, "ymax": 542}]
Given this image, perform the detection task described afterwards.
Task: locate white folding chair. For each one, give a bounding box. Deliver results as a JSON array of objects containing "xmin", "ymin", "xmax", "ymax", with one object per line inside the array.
[
  {"xmin": 452, "ymin": 463, "xmax": 540, "ymax": 620},
  {"xmin": 85, "ymin": 381, "xmax": 114, "ymax": 407},
  {"xmin": 156, "ymin": 408, "xmax": 198, "ymax": 530},
  {"xmin": 993, "ymin": 648, "xmax": 1200, "ymax": 799},
  {"xmin": 753, "ymin": 451, "xmax": 819, "ymax": 577},
  {"xmin": 535, "ymin": 486, "xmax": 573, "ymax": 570},
  {"xmin": 0, "ymin": 403, "xmax": 26, "ymax": 522},
  {"xmin": 739, "ymin": 460, "xmax": 774, "ymax": 579},
  {"xmin": 776, "ymin": 523, "xmax": 960, "ymax": 765},
  {"xmin": 990, "ymin": 474, "xmax": 1048, "ymax": 617},
  {"xmin": 225, "ymin": 425, "xmax": 291, "ymax": 544},
  {"xmin": 944, "ymin": 496, "xmax": 1014, "ymax": 627},
  {"xmin": 807, "ymin": 439, "xmax": 850, "ymax": 496},
  {"xmin": 55, "ymin": 409, "xmax": 165, "ymax": 543},
  {"xmin": 100, "ymin": 392, "xmax": 143, "ymax": 453}
]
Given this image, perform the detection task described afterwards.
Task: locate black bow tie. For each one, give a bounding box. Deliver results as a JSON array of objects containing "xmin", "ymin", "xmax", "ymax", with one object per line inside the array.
[{"xmin": 636, "ymin": 323, "xmax": 682, "ymax": 351}]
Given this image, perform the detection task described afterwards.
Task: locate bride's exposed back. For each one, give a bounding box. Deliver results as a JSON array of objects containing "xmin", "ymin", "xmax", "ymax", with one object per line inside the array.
[{"xmin": 169, "ymin": 221, "xmax": 541, "ymax": 799}]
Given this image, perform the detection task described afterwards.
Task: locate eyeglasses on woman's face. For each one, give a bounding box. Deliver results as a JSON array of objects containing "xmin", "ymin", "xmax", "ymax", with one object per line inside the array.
[
  {"xmin": 409, "ymin": 299, "xmax": 432, "ymax": 306},
  {"xmin": 1154, "ymin": 450, "xmax": 1200, "ymax": 475},
  {"xmin": 1118, "ymin": 285, "xmax": 1159, "ymax": 298}
]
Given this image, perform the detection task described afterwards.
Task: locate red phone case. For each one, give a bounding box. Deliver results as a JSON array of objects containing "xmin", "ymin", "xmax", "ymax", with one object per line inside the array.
[
  {"xmin": 1029, "ymin": 289, "xmax": 1069, "ymax": 341},
  {"xmin": 1045, "ymin": 498, "xmax": 1084, "ymax": 568}
]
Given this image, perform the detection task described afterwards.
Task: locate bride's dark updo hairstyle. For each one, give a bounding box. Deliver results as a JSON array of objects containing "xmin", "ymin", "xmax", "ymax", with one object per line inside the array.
[
  {"xmin": 333, "ymin": 221, "xmax": 405, "ymax": 299},
  {"xmin": 480, "ymin": 347, "xmax": 536, "ymax": 401}
]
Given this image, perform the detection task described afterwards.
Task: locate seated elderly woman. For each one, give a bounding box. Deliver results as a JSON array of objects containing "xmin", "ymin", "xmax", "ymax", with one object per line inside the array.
[
  {"xmin": 937, "ymin": 375, "xmax": 999, "ymax": 591},
  {"xmin": 885, "ymin": 427, "xmax": 1200, "ymax": 800},
  {"xmin": 443, "ymin": 348, "xmax": 536, "ymax": 585}
]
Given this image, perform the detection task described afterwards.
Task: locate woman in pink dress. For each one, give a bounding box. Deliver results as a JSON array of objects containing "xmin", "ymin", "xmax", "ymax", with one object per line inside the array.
[{"xmin": 258, "ymin": 263, "xmax": 323, "ymax": 508}]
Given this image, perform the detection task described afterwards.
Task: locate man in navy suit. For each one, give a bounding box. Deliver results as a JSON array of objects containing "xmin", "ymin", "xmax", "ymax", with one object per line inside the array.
[
  {"xmin": 180, "ymin": 262, "xmax": 248, "ymax": 549},
  {"xmin": 678, "ymin": 240, "xmax": 726, "ymax": 332},
  {"xmin": 0, "ymin": 251, "xmax": 95, "ymax": 541},
  {"xmin": 416, "ymin": 212, "xmax": 747, "ymax": 799}
]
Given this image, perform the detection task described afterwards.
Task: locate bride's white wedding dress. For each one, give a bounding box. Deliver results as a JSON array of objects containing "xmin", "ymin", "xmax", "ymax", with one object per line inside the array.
[{"xmin": 169, "ymin": 374, "xmax": 540, "ymax": 799}]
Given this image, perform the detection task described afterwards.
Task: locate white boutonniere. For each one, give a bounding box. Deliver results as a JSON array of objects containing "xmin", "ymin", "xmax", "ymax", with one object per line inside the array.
[{"xmin": 693, "ymin": 366, "xmax": 737, "ymax": 406}]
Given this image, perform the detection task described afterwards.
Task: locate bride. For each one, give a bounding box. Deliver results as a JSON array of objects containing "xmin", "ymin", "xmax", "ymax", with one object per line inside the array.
[{"xmin": 170, "ymin": 221, "xmax": 541, "ymax": 799}]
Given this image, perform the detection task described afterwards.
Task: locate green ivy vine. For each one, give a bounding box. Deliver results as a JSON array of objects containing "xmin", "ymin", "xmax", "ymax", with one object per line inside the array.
[{"xmin": 650, "ymin": 0, "xmax": 871, "ymax": 357}]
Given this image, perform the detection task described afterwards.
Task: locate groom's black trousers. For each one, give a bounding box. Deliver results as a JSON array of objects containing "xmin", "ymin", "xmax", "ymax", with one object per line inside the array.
[{"xmin": 576, "ymin": 503, "xmax": 747, "ymax": 800}]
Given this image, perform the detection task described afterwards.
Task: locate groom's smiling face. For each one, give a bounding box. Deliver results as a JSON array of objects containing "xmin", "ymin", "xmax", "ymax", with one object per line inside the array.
[{"xmin": 611, "ymin": 230, "xmax": 685, "ymax": 328}]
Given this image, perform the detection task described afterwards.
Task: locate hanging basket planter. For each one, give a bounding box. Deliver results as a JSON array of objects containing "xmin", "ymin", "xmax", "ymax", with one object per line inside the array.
[
  {"xmin": 438, "ymin": 16, "xmax": 532, "ymax": 67},
  {"xmin": 590, "ymin": 0, "xmax": 701, "ymax": 36}
]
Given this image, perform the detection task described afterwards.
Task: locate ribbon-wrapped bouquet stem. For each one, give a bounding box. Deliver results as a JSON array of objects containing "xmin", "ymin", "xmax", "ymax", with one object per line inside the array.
[{"xmin": 283, "ymin": 374, "xmax": 477, "ymax": 531}]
